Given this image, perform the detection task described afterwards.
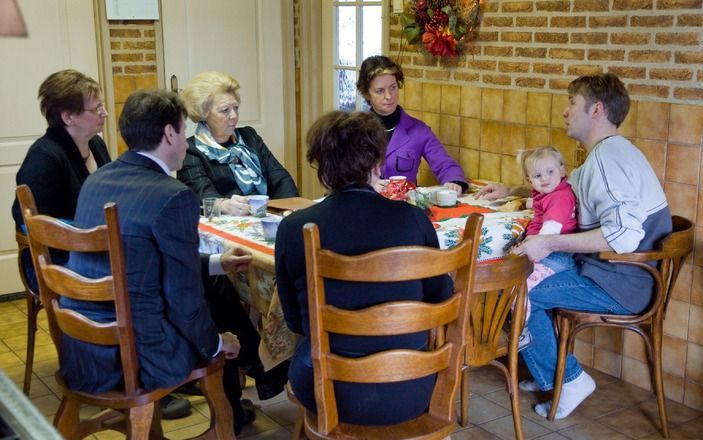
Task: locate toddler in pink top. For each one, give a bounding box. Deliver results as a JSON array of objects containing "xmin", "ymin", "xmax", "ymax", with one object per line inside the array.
[
  {"xmin": 523, "ymin": 146, "xmax": 577, "ymax": 240},
  {"xmin": 516, "ymin": 147, "xmax": 577, "ymax": 341}
]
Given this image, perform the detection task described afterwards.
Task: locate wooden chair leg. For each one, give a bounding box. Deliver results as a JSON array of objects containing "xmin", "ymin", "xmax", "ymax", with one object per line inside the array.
[
  {"xmin": 23, "ymin": 295, "xmax": 40, "ymax": 395},
  {"xmin": 286, "ymin": 383, "xmax": 305, "ymax": 440},
  {"xmin": 149, "ymin": 405, "xmax": 165, "ymax": 439},
  {"xmin": 200, "ymin": 369, "xmax": 235, "ymax": 439},
  {"xmin": 651, "ymin": 322, "xmax": 669, "ymax": 438},
  {"xmin": 548, "ymin": 316, "xmax": 571, "ymax": 421},
  {"xmin": 291, "ymin": 407, "xmax": 305, "ymax": 440},
  {"xmin": 127, "ymin": 403, "xmax": 155, "ymax": 440},
  {"xmin": 54, "ymin": 396, "xmax": 81, "ymax": 440},
  {"xmin": 459, "ymin": 366, "xmax": 470, "ymax": 427},
  {"xmin": 508, "ymin": 329, "xmax": 524, "ymax": 439}
]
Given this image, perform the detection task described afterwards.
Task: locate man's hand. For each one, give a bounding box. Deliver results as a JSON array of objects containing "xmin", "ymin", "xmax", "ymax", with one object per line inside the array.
[
  {"xmin": 220, "ymin": 332, "xmax": 241, "ymax": 359},
  {"xmin": 221, "ymin": 246, "xmax": 252, "ymax": 273},
  {"xmin": 442, "ymin": 182, "xmax": 463, "ymax": 195},
  {"xmin": 476, "ymin": 183, "xmax": 511, "ymax": 200},
  {"xmin": 511, "ymin": 235, "xmax": 553, "ymax": 262}
]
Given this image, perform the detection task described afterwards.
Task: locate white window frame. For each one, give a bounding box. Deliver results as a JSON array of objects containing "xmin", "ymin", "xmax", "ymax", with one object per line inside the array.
[{"xmin": 321, "ymin": 0, "xmax": 389, "ymax": 112}]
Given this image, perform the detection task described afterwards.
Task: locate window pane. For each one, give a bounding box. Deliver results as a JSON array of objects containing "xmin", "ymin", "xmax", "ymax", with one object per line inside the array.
[
  {"xmin": 362, "ymin": 6, "xmax": 382, "ymax": 59},
  {"xmin": 336, "ymin": 6, "xmax": 356, "ymax": 66},
  {"xmin": 361, "ymin": 99, "xmax": 371, "ymax": 112},
  {"xmin": 336, "ymin": 69, "xmax": 357, "ymax": 112}
]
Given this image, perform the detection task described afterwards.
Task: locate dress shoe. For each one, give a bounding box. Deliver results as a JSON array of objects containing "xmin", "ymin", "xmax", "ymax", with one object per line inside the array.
[
  {"xmin": 176, "ymin": 380, "xmax": 203, "ymax": 396},
  {"xmin": 234, "ymin": 399, "xmax": 256, "ymax": 435},
  {"xmin": 160, "ymin": 394, "xmax": 192, "ymax": 419}
]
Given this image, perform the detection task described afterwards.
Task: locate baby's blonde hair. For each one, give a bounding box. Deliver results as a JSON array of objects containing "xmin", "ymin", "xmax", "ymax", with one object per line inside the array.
[{"xmin": 518, "ymin": 146, "xmax": 566, "ymax": 179}]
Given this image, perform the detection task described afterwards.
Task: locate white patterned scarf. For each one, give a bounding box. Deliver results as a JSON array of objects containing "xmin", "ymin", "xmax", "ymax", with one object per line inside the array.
[{"xmin": 193, "ymin": 122, "xmax": 267, "ymax": 195}]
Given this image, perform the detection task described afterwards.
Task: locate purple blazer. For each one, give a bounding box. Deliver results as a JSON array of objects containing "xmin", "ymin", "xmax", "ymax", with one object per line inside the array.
[{"xmin": 383, "ymin": 106, "xmax": 466, "ymax": 185}]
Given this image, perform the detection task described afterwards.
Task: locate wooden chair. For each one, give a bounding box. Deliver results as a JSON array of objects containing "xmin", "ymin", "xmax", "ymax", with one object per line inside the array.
[
  {"xmin": 16, "ymin": 184, "xmax": 235, "ymax": 440},
  {"xmin": 15, "ymin": 230, "xmax": 43, "ymax": 395},
  {"xmin": 292, "ymin": 214, "xmax": 483, "ymax": 440},
  {"xmin": 458, "ymin": 255, "xmax": 532, "ymax": 440},
  {"xmin": 548, "ymin": 215, "xmax": 694, "ymax": 438}
]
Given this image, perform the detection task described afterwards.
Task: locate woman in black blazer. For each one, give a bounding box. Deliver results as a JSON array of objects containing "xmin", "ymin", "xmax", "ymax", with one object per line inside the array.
[
  {"xmin": 177, "ymin": 71, "xmax": 298, "ymax": 215},
  {"xmin": 12, "ymin": 69, "xmax": 111, "ymax": 230},
  {"xmin": 275, "ymin": 111, "xmax": 453, "ymax": 425}
]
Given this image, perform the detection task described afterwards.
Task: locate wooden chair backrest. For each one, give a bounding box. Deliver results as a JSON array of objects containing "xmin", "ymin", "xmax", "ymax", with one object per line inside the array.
[
  {"xmin": 15, "ymin": 184, "xmax": 140, "ymax": 394},
  {"xmin": 303, "ymin": 213, "xmax": 484, "ymax": 435},
  {"xmin": 598, "ymin": 215, "xmax": 694, "ymax": 325},
  {"xmin": 466, "ymin": 255, "xmax": 532, "ymax": 365}
]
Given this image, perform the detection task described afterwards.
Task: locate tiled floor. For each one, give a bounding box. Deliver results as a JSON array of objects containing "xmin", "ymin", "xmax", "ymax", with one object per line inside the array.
[{"xmin": 1, "ymin": 298, "xmax": 701, "ymax": 439}]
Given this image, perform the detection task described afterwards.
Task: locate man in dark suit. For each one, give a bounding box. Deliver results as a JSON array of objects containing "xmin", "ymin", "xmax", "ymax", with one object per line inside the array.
[{"xmin": 63, "ymin": 90, "xmax": 252, "ymax": 434}]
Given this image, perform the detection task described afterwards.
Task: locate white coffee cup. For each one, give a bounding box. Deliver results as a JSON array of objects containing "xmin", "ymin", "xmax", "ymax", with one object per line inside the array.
[
  {"xmin": 436, "ymin": 189, "xmax": 458, "ymax": 207},
  {"xmin": 248, "ymin": 195, "xmax": 269, "ymax": 217},
  {"xmin": 260, "ymin": 216, "xmax": 281, "ymax": 241}
]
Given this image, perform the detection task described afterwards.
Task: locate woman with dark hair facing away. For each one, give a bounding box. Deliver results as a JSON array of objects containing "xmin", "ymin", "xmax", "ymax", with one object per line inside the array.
[
  {"xmin": 357, "ymin": 55, "xmax": 467, "ymax": 194},
  {"xmin": 275, "ymin": 111, "xmax": 454, "ymax": 425},
  {"xmin": 178, "ymin": 71, "xmax": 298, "ymax": 215}
]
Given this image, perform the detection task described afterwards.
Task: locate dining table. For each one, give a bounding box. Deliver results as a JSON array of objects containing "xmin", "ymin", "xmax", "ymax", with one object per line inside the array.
[{"xmin": 198, "ymin": 181, "xmax": 533, "ymax": 371}]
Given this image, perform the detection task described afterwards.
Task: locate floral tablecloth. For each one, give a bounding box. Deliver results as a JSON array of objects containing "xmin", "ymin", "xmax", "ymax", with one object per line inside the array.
[
  {"xmin": 198, "ymin": 190, "xmax": 533, "ymax": 368},
  {"xmin": 199, "ymin": 215, "xmax": 297, "ymax": 371},
  {"xmin": 432, "ymin": 194, "xmax": 532, "ymax": 261}
]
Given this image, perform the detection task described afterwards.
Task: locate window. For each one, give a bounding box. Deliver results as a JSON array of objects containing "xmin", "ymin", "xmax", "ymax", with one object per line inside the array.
[{"xmin": 323, "ymin": 0, "xmax": 387, "ymax": 112}]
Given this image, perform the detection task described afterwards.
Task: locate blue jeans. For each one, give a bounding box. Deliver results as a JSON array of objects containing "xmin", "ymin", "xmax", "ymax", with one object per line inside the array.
[
  {"xmin": 520, "ymin": 267, "xmax": 629, "ymax": 390},
  {"xmin": 539, "ymin": 251, "xmax": 575, "ymax": 273}
]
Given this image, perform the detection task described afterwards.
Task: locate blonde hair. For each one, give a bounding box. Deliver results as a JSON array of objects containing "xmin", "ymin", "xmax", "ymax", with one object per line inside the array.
[
  {"xmin": 518, "ymin": 146, "xmax": 566, "ymax": 179},
  {"xmin": 180, "ymin": 71, "xmax": 241, "ymax": 123}
]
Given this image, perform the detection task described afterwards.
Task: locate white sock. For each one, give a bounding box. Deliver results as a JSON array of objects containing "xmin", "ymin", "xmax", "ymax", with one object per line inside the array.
[
  {"xmin": 534, "ymin": 371, "xmax": 595, "ymax": 419},
  {"xmin": 519, "ymin": 380, "xmax": 541, "ymax": 392}
]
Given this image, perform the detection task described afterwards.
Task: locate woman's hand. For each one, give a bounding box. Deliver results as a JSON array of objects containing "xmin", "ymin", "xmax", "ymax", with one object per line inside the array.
[
  {"xmin": 220, "ymin": 195, "xmax": 250, "ymax": 216},
  {"xmin": 373, "ymin": 179, "xmax": 389, "ymax": 193},
  {"xmin": 442, "ymin": 182, "xmax": 462, "ymax": 195}
]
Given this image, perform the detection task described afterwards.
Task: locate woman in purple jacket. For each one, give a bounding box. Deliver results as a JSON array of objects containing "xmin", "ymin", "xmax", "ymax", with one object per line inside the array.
[{"xmin": 357, "ymin": 55, "xmax": 468, "ymax": 194}]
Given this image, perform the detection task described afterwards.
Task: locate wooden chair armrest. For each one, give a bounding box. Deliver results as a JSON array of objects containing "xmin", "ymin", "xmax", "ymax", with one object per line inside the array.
[{"xmin": 597, "ymin": 249, "xmax": 667, "ymax": 263}]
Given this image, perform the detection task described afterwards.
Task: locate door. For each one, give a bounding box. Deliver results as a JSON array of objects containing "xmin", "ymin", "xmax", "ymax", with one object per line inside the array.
[
  {"xmin": 160, "ymin": 0, "xmax": 295, "ymax": 174},
  {"xmin": 0, "ymin": 0, "xmax": 100, "ymax": 296}
]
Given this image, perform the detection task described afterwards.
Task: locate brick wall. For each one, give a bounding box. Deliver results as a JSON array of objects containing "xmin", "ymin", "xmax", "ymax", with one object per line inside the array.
[
  {"xmin": 392, "ymin": 1, "xmax": 703, "ymax": 410},
  {"xmin": 108, "ymin": 21, "xmax": 158, "ymax": 153},
  {"xmin": 390, "ymin": 0, "xmax": 703, "ymax": 103}
]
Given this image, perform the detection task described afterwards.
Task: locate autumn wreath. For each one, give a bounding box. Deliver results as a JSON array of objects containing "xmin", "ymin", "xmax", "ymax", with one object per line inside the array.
[{"xmin": 401, "ymin": 0, "xmax": 482, "ymax": 57}]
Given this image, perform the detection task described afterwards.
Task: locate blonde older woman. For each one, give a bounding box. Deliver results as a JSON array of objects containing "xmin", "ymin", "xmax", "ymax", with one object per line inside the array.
[{"xmin": 178, "ymin": 71, "xmax": 298, "ymax": 215}]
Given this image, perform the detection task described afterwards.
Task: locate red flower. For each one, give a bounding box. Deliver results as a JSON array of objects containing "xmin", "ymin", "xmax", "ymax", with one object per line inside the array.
[
  {"xmin": 416, "ymin": 10, "xmax": 430, "ymax": 27},
  {"xmin": 430, "ymin": 10, "xmax": 449, "ymax": 26},
  {"xmin": 422, "ymin": 25, "xmax": 458, "ymax": 57}
]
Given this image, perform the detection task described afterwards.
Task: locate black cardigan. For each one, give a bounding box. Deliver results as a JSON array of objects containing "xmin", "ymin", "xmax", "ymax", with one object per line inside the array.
[
  {"xmin": 177, "ymin": 126, "xmax": 298, "ymax": 200},
  {"xmin": 12, "ymin": 125, "xmax": 111, "ymax": 229}
]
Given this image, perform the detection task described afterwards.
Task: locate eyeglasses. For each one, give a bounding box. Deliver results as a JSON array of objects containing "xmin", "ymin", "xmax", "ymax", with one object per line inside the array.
[{"xmin": 82, "ymin": 103, "xmax": 107, "ymax": 115}]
